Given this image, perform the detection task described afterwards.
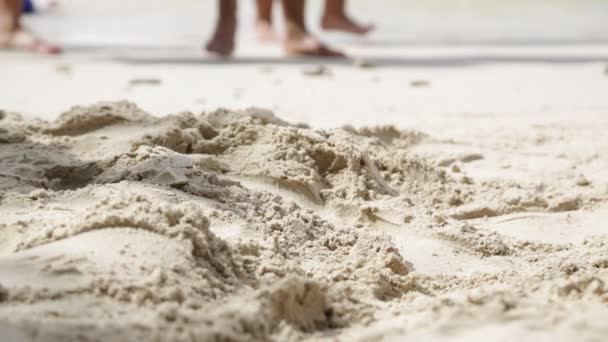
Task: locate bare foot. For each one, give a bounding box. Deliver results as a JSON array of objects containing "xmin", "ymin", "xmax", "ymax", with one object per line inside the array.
[
  {"xmin": 0, "ymin": 28, "xmax": 60, "ymax": 54},
  {"xmin": 205, "ymin": 19, "xmax": 236, "ymax": 57},
  {"xmin": 256, "ymin": 20, "xmax": 278, "ymax": 43},
  {"xmin": 283, "ymin": 35, "xmax": 345, "ymax": 58},
  {"xmin": 321, "ymin": 14, "xmax": 374, "ymax": 35}
]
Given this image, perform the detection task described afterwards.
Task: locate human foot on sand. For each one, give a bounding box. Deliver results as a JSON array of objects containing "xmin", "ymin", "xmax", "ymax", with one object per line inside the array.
[
  {"xmin": 282, "ymin": 0, "xmax": 345, "ymax": 58},
  {"xmin": 321, "ymin": 13, "xmax": 373, "ymax": 35},
  {"xmin": 0, "ymin": 28, "xmax": 60, "ymax": 54},
  {"xmin": 205, "ymin": 0, "xmax": 236, "ymax": 57},
  {"xmin": 284, "ymin": 34, "xmax": 345, "ymax": 58},
  {"xmin": 205, "ymin": 19, "xmax": 236, "ymax": 57}
]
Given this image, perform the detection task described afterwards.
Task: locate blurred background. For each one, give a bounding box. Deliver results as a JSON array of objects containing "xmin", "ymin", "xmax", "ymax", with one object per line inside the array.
[
  {"xmin": 3, "ymin": 0, "xmax": 608, "ymax": 135},
  {"xmin": 25, "ymin": 0, "xmax": 608, "ymax": 50}
]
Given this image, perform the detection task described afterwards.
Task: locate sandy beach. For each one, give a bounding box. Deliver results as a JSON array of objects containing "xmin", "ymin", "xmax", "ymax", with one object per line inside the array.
[{"xmin": 1, "ymin": 1, "xmax": 608, "ymax": 341}]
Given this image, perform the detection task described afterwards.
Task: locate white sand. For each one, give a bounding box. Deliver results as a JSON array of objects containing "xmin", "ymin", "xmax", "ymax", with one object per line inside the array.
[
  {"xmin": 1, "ymin": 1, "xmax": 608, "ymax": 341},
  {"xmin": 1, "ymin": 99, "xmax": 607, "ymax": 341}
]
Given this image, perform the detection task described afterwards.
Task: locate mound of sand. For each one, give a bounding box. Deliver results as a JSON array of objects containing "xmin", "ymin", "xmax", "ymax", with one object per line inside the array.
[{"xmin": 1, "ymin": 101, "xmax": 607, "ymax": 341}]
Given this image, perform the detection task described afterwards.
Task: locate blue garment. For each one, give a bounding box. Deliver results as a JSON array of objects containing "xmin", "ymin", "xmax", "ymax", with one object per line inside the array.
[{"xmin": 23, "ymin": 0, "xmax": 35, "ymax": 13}]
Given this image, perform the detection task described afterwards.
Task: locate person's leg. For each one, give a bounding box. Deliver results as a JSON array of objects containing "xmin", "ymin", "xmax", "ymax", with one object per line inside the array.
[
  {"xmin": 281, "ymin": 0, "xmax": 344, "ymax": 57},
  {"xmin": 321, "ymin": 0, "xmax": 373, "ymax": 35},
  {"xmin": 205, "ymin": 0, "xmax": 237, "ymax": 57},
  {"xmin": 0, "ymin": 0, "xmax": 60, "ymax": 53},
  {"xmin": 255, "ymin": 0, "xmax": 276, "ymax": 42}
]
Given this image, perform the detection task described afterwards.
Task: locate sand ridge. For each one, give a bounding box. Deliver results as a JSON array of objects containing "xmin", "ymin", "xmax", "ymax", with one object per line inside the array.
[{"xmin": 1, "ymin": 101, "xmax": 607, "ymax": 341}]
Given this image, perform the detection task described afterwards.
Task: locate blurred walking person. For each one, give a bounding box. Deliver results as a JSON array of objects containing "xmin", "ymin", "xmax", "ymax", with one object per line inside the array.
[{"xmin": 206, "ymin": 0, "xmax": 345, "ymax": 57}]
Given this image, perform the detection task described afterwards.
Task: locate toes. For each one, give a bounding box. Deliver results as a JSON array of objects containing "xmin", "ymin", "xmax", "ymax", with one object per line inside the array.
[
  {"xmin": 0, "ymin": 30, "xmax": 61, "ymax": 54},
  {"xmin": 205, "ymin": 40, "xmax": 233, "ymax": 57},
  {"xmin": 34, "ymin": 42, "xmax": 61, "ymax": 54}
]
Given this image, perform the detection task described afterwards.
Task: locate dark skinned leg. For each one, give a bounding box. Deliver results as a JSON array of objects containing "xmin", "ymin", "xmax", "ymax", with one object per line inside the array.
[{"xmin": 205, "ymin": 0, "xmax": 237, "ymax": 57}]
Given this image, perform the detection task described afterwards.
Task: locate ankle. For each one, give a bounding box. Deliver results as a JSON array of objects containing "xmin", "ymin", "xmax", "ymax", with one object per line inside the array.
[
  {"xmin": 322, "ymin": 13, "xmax": 345, "ymax": 24},
  {"xmin": 216, "ymin": 17, "xmax": 237, "ymax": 34},
  {"xmin": 257, "ymin": 13, "xmax": 272, "ymax": 24},
  {"xmin": 256, "ymin": 18, "xmax": 272, "ymax": 27},
  {"xmin": 284, "ymin": 22, "xmax": 307, "ymax": 41}
]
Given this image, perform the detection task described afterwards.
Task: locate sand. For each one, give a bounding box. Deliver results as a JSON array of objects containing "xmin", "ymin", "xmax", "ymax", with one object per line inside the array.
[
  {"xmin": 1, "ymin": 100, "xmax": 608, "ymax": 341},
  {"xmin": 1, "ymin": 1, "xmax": 608, "ymax": 340}
]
